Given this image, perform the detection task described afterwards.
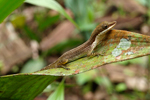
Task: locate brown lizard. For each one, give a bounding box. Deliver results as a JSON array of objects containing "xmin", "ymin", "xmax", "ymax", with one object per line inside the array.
[{"xmin": 39, "ymin": 21, "xmax": 116, "ymax": 71}]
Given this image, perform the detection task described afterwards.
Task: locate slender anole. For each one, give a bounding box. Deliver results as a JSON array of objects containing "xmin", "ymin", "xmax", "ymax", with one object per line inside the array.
[{"xmin": 39, "ymin": 21, "xmax": 116, "ymax": 71}]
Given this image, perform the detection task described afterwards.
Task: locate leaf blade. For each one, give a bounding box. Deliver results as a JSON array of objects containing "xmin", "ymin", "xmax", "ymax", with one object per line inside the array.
[
  {"xmin": 36, "ymin": 30, "xmax": 150, "ymax": 76},
  {"xmin": 0, "ymin": 0, "xmax": 25, "ymax": 23},
  {"xmin": 47, "ymin": 79, "xmax": 64, "ymax": 100},
  {"xmin": 0, "ymin": 74, "xmax": 58, "ymax": 100}
]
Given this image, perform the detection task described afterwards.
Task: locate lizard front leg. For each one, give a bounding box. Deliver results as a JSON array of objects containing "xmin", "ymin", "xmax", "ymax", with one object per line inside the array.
[
  {"xmin": 87, "ymin": 41, "xmax": 104, "ymax": 57},
  {"xmin": 57, "ymin": 59, "xmax": 70, "ymax": 70},
  {"xmin": 59, "ymin": 65, "xmax": 70, "ymax": 70}
]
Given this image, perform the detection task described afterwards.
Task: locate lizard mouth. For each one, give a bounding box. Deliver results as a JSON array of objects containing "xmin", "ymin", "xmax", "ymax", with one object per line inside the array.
[{"xmin": 108, "ymin": 21, "xmax": 116, "ymax": 28}]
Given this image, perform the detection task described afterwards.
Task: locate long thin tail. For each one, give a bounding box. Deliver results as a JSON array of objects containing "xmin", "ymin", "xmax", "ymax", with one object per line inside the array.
[{"xmin": 34, "ymin": 63, "xmax": 54, "ymax": 73}]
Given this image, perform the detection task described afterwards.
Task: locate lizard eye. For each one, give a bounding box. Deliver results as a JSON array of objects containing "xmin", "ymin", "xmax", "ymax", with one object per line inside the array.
[{"xmin": 103, "ymin": 25, "xmax": 108, "ymax": 29}]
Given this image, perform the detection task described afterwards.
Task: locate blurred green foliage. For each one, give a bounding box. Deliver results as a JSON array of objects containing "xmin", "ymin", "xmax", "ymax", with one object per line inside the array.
[
  {"xmin": 10, "ymin": 14, "xmax": 26, "ymax": 28},
  {"xmin": 43, "ymin": 39, "xmax": 83, "ymax": 57},
  {"xmin": 136, "ymin": 0, "xmax": 150, "ymax": 24},
  {"xmin": 115, "ymin": 83, "xmax": 127, "ymax": 92},
  {"xmin": 136, "ymin": 0, "xmax": 148, "ymax": 6},
  {"xmin": 10, "ymin": 12, "xmax": 60, "ymax": 42},
  {"xmin": 76, "ymin": 71, "xmax": 95, "ymax": 85},
  {"xmin": 114, "ymin": 56, "xmax": 147, "ymax": 67},
  {"xmin": 38, "ymin": 15, "xmax": 60, "ymax": 31},
  {"xmin": 76, "ymin": 70, "xmax": 113, "ymax": 94},
  {"xmin": 0, "ymin": 0, "xmax": 25, "ymax": 23},
  {"xmin": 23, "ymin": 25, "xmax": 40, "ymax": 42},
  {"xmin": 25, "ymin": 0, "xmax": 79, "ymax": 29},
  {"xmin": 20, "ymin": 58, "xmax": 46, "ymax": 73},
  {"xmin": 95, "ymin": 76, "xmax": 113, "ymax": 94},
  {"xmin": 47, "ymin": 79, "xmax": 64, "ymax": 100},
  {"xmin": 65, "ymin": 0, "xmax": 102, "ymax": 40},
  {"xmin": 0, "ymin": 61, "xmax": 4, "ymax": 72}
]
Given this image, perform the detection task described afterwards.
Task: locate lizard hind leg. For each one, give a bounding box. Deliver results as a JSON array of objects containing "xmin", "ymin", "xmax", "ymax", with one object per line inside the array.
[
  {"xmin": 87, "ymin": 52, "xmax": 101, "ymax": 58},
  {"xmin": 87, "ymin": 51, "xmax": 106, "ymax": 58}
]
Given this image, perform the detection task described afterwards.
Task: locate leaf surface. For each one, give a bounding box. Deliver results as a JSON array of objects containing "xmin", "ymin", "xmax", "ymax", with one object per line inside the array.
[
  {"xmin": 36, "ymin": 30, "xmax": 150, "ymax": 76},
  {"xmin": 0, "ymin": 74, "xmax": 58, "ymax": 100}
]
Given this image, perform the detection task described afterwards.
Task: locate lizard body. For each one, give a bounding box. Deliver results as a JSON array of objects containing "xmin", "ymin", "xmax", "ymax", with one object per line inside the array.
[{"xmin": 39, "ymin": 21, "xmax": 116, "ymax": 71}]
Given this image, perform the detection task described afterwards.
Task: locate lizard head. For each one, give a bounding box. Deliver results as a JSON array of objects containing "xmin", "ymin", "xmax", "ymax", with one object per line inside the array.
[
  {"xmin": 90, "ymin": 21, "xmax": 116, "ymax": 40},
  {"xmin": 99, "ymin": 21, "xmax": 116, "ymax": 35}
]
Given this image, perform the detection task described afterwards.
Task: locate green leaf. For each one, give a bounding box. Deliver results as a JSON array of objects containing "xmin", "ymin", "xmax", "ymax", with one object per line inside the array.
[
  {"xmin": 95, "ymin": 77, "xmax": 113, "ymax": 93},
  {"xmin": 1, "ymin": 30, "xmax": 150, "ymax": 99},
  {"xmin": 36, "ymin": 30, "xmax": 150, "ymax": 76},
  {"xmin": 42, "ymin": 39, "xmax": 82, "ymax": 57},
  {"xmin": 0, "ymin": 0, "xmax": 25, "ymax": 23},
  {"xmin": 20, "ymin": 58, "xmax": 46, "ymax": 73},
  {"xmin": 38, "ymin": 15, "xmax": 60, "ymax": 31},
  {"xmin": 0, "ymin": 74, "xmax": 58, "ymax": 100},
  {"xmin": 65, "ymin": 0, "xmax": 89, "ymax": 20},
  {"xmin": 114, "ymin": 56, "xmax": 147, "ymax": 66},
  {"xmin": 76, "ymin": 70, "xmax": 96, "ymax": 85},
  {"xmin": 115, "ymin": 83, "xmax": 127, "ymax": 92},
  {"xmin": 23, "ymin": 25, "xmax": 40, "ymax": 42},
  {"xmin": 10, "ymin": 14, "xmax": 26, "ymax": 28},
  {"xmin": 47, "ymin": 79, "xmax": 64, "ymax": 100},
  {"xmin": 25, "ymin": 0, "xmax": 79, "ymax": 29}
]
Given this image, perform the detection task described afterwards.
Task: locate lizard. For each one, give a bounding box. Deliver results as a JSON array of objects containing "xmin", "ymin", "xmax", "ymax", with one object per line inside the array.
[{"xmin": 38, "ymin": 21, "xmax": 116, "ymax": 71}]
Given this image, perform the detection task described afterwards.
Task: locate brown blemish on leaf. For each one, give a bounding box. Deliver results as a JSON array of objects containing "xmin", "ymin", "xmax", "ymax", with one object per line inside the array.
[
  {"xmin": 74, "ymin": 69, "xmax": 80, "ymax": 74},
  {"xmin": 92, "ymin": 65, "xmax": 99, "ymax": 69},
  {"xmin": 83, "ymin": 65, "xmax": 86, "ymax": 67},
  {"xmin": 116, "ymin": 56, "xmax": 121, "ymax": 60}
]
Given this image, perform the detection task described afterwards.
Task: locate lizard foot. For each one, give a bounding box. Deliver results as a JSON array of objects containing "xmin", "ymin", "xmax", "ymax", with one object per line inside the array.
[
  {"xmin": 99, "ymin": 51, "xmax": 107, "ymax": 56},
  {"xmin": 87, "ymin": 52, "xmax": 106, "ymax": 58},
  {"xmin": 58, "ymin": 59, "xmax": 70, "ymax": 70},
  {"xmin": 60, "ymin": 65, "xmax": 70, "ymax": 70},
  {"xmin": 87, "ymin": 53, "xmax": 103, "ymax": 57}
]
